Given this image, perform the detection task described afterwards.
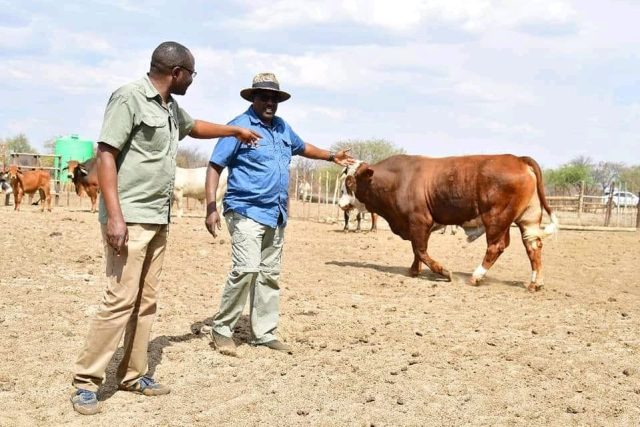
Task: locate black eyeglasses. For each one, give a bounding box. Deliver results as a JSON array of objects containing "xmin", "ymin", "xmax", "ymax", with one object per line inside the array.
[
  {"xmin": 256, "ymin": 92, "xmax": 279, "ymax": 102},
  {"xmin": 175, "ymin": 65, "xmax": 197, "ymax": 78}
]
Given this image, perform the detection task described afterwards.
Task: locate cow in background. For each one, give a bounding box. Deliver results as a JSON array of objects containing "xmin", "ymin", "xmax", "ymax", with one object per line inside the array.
[
  {"xmin": 338, "ymin": 162, "xmax": 377, "ymax": 232},
  {"xmin": 298, "ymin": 180, "xmax": 311, "ymax": 202},
  {"xmin": 435, "ymin": 224, "xmax": 459, "ymax": 235},
  {"xmin": 65, "ymin": 159, "xmax": 99, "ymax": 213},
  {"xmin": 342, "ymin": 154, "xmax": 558, "ymax": 291},
  {"xmin": 7, "ymin": 165, "xmax": 52, "ymax": 212},
  {"xmin": 173, "ymin": 166, "xmax": 228, "ymax": 218},
  {"xmin": 0, "ymin": 170, "xmax": 12, "ymax": 206}
]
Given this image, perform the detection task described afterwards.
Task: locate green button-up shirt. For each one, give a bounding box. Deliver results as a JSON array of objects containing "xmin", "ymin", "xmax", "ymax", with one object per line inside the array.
[{"xmin": 98, "ymin": 75, "xmax": 195, "ymax": 224}]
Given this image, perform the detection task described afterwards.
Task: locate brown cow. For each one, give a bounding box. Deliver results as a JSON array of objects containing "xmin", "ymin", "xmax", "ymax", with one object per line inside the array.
[
  {"xmin": 65, "ymin": 158, "xmax": 99, "ymax": 213},
  {"xmin": 7, "ymin": 165, "xmax": 52, "ymax": 212},
  {"xmin": 342, "ymin": 154, "xmax": 559, "ymax": 291}
]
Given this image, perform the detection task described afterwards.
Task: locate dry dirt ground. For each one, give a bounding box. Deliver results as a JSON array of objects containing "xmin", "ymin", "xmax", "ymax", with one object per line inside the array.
[{"xmin": 0, "ymin": 202, "xmax": 639, "ymax": 426}]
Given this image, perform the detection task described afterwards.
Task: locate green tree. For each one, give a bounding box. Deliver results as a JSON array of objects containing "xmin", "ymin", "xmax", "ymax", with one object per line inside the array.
[
  {"xmin": 329, "ymin": 138, "xmax": 406, "ymax": 164},
  {"xmin": 591, "ymin": 161, "xmax": 624, "ymax": 194},
  {"xmin": 1, "ymin": 133, "xmax": 37, "ymax": 154},
  {"xmin": 619, "ymin": 165, "xmax": 640, "ymax": 194},
  {"xmin": 545, "ymin": 163, "xmax": 593, "ymax": 194},
  {"xmin": 42, "ymin": 137, "xmax": 56, "ymax": 154}
]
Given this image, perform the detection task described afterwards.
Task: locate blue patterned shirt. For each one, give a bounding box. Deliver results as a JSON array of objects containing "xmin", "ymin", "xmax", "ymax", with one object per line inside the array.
[{"xmin": 210, "ymin": 107, "xmax": 305, "ymax": 228}]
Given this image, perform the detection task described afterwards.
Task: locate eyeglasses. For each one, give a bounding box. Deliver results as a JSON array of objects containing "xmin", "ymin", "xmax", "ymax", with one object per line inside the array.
[
  {"xmin": 256, "ymin": 92, "xmax": 279, "ymax": 102},
  {"xmin": 176, "ymin": 65, "xmax": 197, "ymax": 78}
]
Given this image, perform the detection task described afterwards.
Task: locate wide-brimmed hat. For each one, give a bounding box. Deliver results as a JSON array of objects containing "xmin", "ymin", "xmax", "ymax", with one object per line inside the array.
[{"xmin": 240, "ymin": 72, "xmax": 291, "ymax": 103}]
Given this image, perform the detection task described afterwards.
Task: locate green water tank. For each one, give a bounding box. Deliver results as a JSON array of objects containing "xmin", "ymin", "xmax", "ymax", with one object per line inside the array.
[{"xmin": 54, "ymin": 134, "xmax": 95, "ymax": 182}]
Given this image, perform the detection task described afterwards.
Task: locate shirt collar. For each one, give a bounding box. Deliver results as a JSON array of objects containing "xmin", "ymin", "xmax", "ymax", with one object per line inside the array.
[
  {"xmin": 142, "ymin": 74, "xmax": 174, "ymax": 104},
  {"xmin": 247, "ymin": 106, "xmax": 284, "ymax": 131}
]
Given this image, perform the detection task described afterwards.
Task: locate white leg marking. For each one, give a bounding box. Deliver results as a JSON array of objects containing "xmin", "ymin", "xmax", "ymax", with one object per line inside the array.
[
  {"xmin": 531, "ymin": 271, "xmax": 537, "ymax": 283},
  {"xmin": 472, "ymin": 265, "xmax": 487, "ymax": 281}
]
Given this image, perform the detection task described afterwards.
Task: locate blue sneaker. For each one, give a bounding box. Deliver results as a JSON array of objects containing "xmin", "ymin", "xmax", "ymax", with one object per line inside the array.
[
  {"xmin": 70, "ymin": 388, "xmax": 100, "ymax": 415},
  {"xmin": 119, "ymin": 376, "xmax": 170, "ymax": 396}
]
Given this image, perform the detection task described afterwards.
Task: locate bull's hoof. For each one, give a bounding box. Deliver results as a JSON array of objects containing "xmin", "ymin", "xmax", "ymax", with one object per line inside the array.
[
  {"xmin": 527, "ymin": 283, "xmax": 542, "ymax": 292},
  {"xmin": 409, "ymin": 269, "xmax": 420, "ymax": 277},
  {"xmin": 441, "ymin": 269, "xmax": 452, "ymax": 282}
]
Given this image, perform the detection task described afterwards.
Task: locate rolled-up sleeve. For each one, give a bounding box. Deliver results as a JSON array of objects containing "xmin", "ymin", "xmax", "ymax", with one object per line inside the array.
[
  {"xmin": 210, "ymin": 135, "xmax": 239, "ymax": 168},
  {"xmin": 177, "ymin": 107, "xmax": 195, "ymax": 140},
  {"xmin": 288, "ymin": 126, "xmax": 305, "ymax": 155},
  {"xmin": 98, "ymin": 95, "xmax": 133, "ymax": 150}
]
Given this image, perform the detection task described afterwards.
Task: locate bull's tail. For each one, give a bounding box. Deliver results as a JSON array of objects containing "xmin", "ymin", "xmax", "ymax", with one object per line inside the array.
[{"xmin": 521, "ymin": 156, "xmax": 559, "ymax": 239}]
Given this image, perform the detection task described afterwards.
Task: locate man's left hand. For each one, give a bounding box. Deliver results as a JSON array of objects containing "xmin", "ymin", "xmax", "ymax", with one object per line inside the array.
[{"xmin": 333, "ymin": 149, "xmax": 355, "ymax": 166}]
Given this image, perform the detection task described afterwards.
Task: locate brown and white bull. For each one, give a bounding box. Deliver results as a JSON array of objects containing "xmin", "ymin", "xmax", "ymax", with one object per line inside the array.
[
  {"xmin": 7, "ymin": 165, "xmax": 52, "ymax": 212},
  {"xmin": 65, "ymin": 159, "xmax": 99, "ymax": 213},
  {"xmin": 173, "ymin": 166, "xmax": 228, "ymax": 218},
  {"xmin": 341, "ymin": 154, "xmax": 558, "ymax": 291}
]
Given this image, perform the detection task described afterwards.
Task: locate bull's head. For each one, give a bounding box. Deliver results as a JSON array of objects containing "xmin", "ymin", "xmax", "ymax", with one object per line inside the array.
[{"xmin": 338, "ymin": 160, "xmax": 365, "ymax": 211}]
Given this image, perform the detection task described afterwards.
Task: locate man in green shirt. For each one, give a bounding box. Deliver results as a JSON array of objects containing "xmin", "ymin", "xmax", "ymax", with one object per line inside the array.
[{"xmin": 70, "ymin": 41, "xmax": 260, "ymax": 416}]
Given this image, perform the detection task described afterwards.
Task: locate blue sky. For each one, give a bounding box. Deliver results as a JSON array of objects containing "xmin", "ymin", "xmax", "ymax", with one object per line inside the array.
[{"xmin": 1, "ymin": 0, "xmax": 639, "ymax": 167}]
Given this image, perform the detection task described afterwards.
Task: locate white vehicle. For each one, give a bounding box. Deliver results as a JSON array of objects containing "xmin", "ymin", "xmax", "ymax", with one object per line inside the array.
[{"xmin": 602, "ymin": 190, "xmax": 639, "ymax": 207}]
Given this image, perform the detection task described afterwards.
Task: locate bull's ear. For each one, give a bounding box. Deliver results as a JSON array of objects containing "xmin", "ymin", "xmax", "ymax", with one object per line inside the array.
[
  {"xmin": 79, "ymin": 167, "xmax": 88, "ymax": 175},
  {"xmin": 364, "ymin": 167, "xmax": 374, "ymax": 178},
  {"xmin": 345, "ymin": 175, "xmax": 355, "ymax": 189}
]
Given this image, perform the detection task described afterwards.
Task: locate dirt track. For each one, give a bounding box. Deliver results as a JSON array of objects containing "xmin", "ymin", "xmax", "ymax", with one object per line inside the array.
[{"xmin": 0, "ymin": 204, "xmax": 639, "ymax": 426}]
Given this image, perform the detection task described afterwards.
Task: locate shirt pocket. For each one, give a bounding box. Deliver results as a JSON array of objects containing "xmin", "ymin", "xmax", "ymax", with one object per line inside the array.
[
  {"xmin": 238, "ymin": 144, "xmax": 271, "ymax": 166},
  {"xmin": 279, "ymin": 137, "xmax": 293, "ymax": 165},
  {"xmin": 135, "ymin": 114, "xmax": 169, "ymax": 153}
]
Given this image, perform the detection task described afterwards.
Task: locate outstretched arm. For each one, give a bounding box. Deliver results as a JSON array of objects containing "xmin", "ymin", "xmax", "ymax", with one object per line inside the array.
[
  {"xmin": 301, "ymin": 144, "xmax": 354, "ymax": 166},
  {"xmin": 190, "ymin": 120, "xmax": 261, "ymax": 145}
]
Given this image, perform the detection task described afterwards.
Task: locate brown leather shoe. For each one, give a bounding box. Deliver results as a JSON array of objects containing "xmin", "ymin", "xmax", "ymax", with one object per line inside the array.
[
  {"xmin": 257, "ymin": 340, "xmax": 293, "ymax": 354},
  {"xmin": 211, "ymin": 330, "xmax": 237, "ymax": 357}
]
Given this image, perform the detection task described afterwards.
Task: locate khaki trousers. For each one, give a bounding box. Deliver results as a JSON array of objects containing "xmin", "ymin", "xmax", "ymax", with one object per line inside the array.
[
  {"xmin": 212, "ymin": 212, "xmax": 285, "ymax": 344},
  {"xmin": 72, "ymin": 223, "xmax": 167, "ymax": 392}
]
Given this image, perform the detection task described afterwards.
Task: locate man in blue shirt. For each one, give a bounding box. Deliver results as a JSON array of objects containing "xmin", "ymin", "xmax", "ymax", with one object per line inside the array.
[{"xmin": 205, "ymin": 73, "xmax": 353, "ymax": 354}]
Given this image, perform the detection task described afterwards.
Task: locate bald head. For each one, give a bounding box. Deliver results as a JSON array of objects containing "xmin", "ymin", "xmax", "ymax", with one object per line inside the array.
[{"xmin": 149, "ymin": 41, "xmax": 193, "ymax": 75}]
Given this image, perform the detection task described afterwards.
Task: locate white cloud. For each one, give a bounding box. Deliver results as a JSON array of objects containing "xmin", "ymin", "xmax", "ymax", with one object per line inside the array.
[
  {"xmin": 230, "ymin": 0, "xmax": 578, "ymax": 35},
  {"xmin": 455, "ymin": 114, "xmax": 542, "ymax": 137},
  {"xmin": 0, "ymin": 55, "xmax": 147, "ymax": 95},
  {"xmin": 282, "ymin": 104, "xmax": 349, "ymax": 123},
  {"xmin": 0, "ymin": 23, "xmax": 34, "ymax": 50},
  {"xmin": 48, "ymin": 29, "xmax": 113, "ymax": 54},
  {"xmin": 0, "ymin": 16, "xmax": 114, "ymax": 55}
]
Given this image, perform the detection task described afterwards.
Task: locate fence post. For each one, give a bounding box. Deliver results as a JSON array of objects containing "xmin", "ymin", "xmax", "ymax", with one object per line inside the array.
[
  {"xmin": 308, "ymin": 171, "xmax": 314, "ymax": 219},
  {"xmin": 604, "ymin": 192, "xmax": 614, "ymax": 227},
  {"xmin": 294, "ymin": 169, "xmax": 299, "ymax": 218},
  {"xmin": 317, "ymin": 172, "xmax": 321, "ymax": 221},
  {"xmin": 577, "ymin": 181, "xmax": 584, "ymax": 224},
  {"xmin": 636, "ymin": 192, "xmax": 640, "ymax": 229},
  {"xmin": 333, "ymin": 172, "xmax": 342, "ymax": 219},
  {"xmin": 325, "ymin": 171, "xmax": 329, "ymax": 206}
]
